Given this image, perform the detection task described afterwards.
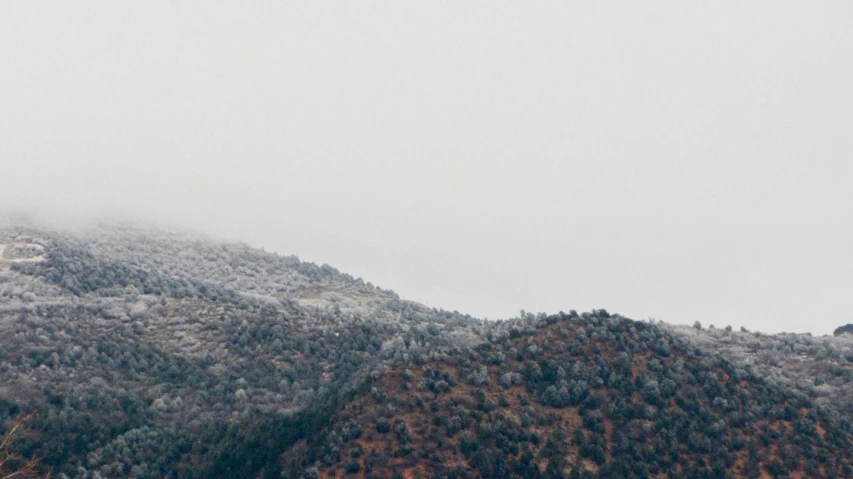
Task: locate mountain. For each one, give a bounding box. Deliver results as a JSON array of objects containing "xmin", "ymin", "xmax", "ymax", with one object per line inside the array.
[{"xmin": 2, "ymin": 222, "xmax": 853, "ymax": 478}]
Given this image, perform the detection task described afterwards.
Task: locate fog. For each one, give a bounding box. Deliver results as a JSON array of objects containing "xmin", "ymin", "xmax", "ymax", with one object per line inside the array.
[{"xmin": 2, "ymin": 2, "xmax": 852, "ymax": 334}]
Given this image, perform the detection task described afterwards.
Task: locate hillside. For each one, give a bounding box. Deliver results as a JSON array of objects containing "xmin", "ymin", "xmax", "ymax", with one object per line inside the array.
[
  {"xmin": 290, "ymin": 312, "xmax": 853, "ymax": 478},
  {"xmin": 2, "ymin": 222, "xmax": 853, "ymax": 478}
]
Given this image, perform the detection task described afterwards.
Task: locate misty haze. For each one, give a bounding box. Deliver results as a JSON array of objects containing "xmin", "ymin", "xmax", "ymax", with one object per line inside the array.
[{"xmin": 2, "ymin": 2, "xmax": 853, "ymax": 478}]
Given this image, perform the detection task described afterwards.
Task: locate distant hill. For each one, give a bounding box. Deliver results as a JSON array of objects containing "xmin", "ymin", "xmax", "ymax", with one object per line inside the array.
[
  {"xmin": 2, "ymin": 222, "xmax": 853, "ymax": 478},
  {"xmin": 834, "ymin": 324, "xmax": 853, "ymax": 337}
]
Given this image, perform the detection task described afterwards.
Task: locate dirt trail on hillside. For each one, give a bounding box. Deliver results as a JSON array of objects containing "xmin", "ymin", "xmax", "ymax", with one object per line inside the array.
[{"xmin": 0, "ymin": 242, "xmax": 47, "ymax": 269}]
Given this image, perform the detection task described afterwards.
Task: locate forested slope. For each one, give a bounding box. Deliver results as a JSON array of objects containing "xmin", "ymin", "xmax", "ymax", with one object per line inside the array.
[
  {"xmin": 284, "ymin": 311, "xmax": 853, "ymax": 478},
  {"xmin": 2, "ymin": 222, "xmax": 853, "ymax": 478},
  {"xmin": 0, "ymin": 223, "xmax": 484, "ymax": 478}
]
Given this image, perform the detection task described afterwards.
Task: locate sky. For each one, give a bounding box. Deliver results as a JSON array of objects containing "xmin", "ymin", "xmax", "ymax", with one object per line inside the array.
[{"xmin": 2, "ymin": 2, "xmax": 852, "ymax": 334}]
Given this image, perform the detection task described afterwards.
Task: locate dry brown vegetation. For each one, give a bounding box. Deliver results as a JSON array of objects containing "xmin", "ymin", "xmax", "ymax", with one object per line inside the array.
[
  {"xmin": 300, "ymin": 314, "xmax": 853, "ymax": 478},
  {"xmin": 0, "ymin": 413, "xmax": 49, "ymax": 479}
]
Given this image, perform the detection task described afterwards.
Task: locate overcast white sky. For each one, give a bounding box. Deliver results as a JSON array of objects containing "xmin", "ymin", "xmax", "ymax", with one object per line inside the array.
[{"xmin": 2, "ymin": 2, "xmax": 852, "ymax": 334}]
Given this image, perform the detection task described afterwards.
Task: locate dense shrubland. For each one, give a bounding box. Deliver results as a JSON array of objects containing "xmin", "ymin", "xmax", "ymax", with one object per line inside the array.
[
  {"xmin": 666, "ymin": 321, "xmax": 853, "ymax": 418},
  {"xmin": 2, "ymin": 223, "xmax": 853, "ymax": 478},
  {"xmin": 294, "ymin": 311, "xmax": 853, "ymax": 478},
  {"xmin": 0, "ymin": 224, "xmax": 485, "ymax": 478}
]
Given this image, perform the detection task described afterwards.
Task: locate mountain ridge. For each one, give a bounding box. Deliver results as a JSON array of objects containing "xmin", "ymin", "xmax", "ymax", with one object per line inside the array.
[{"xmin": 2, "ymin": 222, "xmax": 853, "ymax": 478}]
